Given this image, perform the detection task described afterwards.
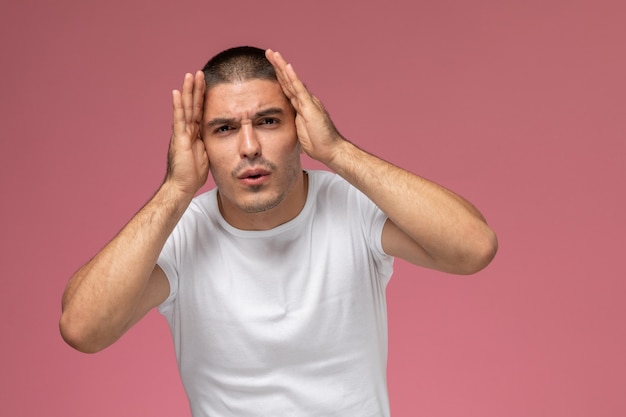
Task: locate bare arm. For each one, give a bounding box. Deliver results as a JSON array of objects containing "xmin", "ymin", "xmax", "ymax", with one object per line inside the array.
[
  {"xmin": 266, "ymin": 50, "xmax": 497, "ymax": 274},
  {"xmin": 324, "ymin": 141, "xmax": 497, "ymax": 274},
  {"xmin": 60, "ymin": 71, "xmax": 208, "ymax": 353}
]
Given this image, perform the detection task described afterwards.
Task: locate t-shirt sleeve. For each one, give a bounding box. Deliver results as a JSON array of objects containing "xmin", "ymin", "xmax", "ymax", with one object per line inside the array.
[
  {"xmin": 351, "ymin": 182, "xmax": 395, "ymax": 284},
  {"xmin": 156, "ymin": 227, "xmax": 180, "ymax": 317}
]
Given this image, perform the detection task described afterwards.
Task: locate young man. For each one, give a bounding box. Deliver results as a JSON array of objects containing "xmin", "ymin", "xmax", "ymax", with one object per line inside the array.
[{"xmin": 60, "ymin": 46, "xmax": 497, "ymax": 416}]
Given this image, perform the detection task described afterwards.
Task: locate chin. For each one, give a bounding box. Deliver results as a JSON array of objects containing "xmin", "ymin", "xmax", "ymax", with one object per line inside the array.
[{"xmin": 237, "ymin": 193, "xmax": 285, "ymax": 214}]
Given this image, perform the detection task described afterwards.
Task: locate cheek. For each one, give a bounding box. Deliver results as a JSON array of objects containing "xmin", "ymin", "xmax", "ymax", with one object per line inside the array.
[
  {"xmin": 204, "ymin": 137, "xmax": 226, "ymax": 162},
  {"xmin": 204, "ymin": 142, "xmax": 229, "ymax": 177},
  {"xmin": 275, "ymin": 127, "xmax": 300, "ymax": 152},
  {"xmin": 287, "ymin": 139, "xmax": 302, "ymax": 159},
  {"xmin": 280, "ymin": 141, "xmax": 303, "ymax": 174}
]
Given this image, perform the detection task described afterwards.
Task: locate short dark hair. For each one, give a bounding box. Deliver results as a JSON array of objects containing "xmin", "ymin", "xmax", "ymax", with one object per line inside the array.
[{"xmin": 201, "ymin": 46, "xmax": 277, "ymax": 90}]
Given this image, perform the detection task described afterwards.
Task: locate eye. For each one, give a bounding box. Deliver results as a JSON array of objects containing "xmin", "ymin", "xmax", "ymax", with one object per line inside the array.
[
  {"xmin": 214, "ymin": 125, "xmax": 233, "ymax": 134},
  {"xmin": 259, "ymin": 117, "xmax": 279, "ymax": 126}
]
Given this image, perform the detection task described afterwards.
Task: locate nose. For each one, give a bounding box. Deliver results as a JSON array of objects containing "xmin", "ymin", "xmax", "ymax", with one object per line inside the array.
[{"xmin": 239, "ymin": 124, "xmax": 261, "ymax": 159}]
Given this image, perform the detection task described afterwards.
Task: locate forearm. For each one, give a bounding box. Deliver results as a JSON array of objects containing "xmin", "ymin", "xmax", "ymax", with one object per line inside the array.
[
  {"xmin": 265, "ymin": 49, "xmax": 496, "ymax": 272},
  {"xmin": 326, "ymin": 140, "xmax": 497, "ymax": 272},
  {"xmin": 60, "ymin": 182, "xmax": 192, "ymax": 352}
]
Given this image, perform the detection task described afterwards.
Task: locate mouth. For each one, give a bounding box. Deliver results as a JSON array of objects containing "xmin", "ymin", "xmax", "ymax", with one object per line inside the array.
[
  {"xmin": 237, "ymin": 168, "xmax": 270, "ymax": 179},
  {"xmin": 237, "ymin": 168, "xmax": 271, "ymax": 185}
]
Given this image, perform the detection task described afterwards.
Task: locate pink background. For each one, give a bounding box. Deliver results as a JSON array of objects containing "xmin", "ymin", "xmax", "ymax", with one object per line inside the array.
[{"xmin": 1, "ymin": 0, "xmax": 624, "ymax": 415}]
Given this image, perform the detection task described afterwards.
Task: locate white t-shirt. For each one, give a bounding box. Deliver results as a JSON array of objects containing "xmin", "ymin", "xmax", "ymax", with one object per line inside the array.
[{"xmin": 158, "ymin": 170, "xmax": 394, "ymax": 417}]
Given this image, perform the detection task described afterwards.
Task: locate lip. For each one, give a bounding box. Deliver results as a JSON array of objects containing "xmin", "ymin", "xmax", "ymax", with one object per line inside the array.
[{"xmin": 237, "ymin": 167, "xmax": 271, "ymax": 186}]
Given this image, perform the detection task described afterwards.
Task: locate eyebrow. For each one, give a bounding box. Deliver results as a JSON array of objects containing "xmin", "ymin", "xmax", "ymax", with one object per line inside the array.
[{"xmin": 205, "ymin": 107, "xmax": 285, "ymax": 128}]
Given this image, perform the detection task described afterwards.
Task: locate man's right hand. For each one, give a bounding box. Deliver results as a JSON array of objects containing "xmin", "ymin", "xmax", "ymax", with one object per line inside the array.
[
  {"xmin": 60, "ymin": 71, "xmax": 210, "ymax": 353},
  {"xmin": 166, "ymin": 71, "xmax": 209, "ymax": 198}
]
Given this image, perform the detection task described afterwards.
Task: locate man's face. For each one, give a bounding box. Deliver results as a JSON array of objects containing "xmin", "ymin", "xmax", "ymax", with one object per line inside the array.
[{"xmin": 202, "ymin": 79, "xmax": 303, "ymax": 228}]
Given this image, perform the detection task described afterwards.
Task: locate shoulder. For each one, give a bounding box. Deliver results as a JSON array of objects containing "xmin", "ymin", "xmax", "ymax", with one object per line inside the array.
[
  {"xmin": 307, "ymin": 170, "xmax": 380, "ymax": 222},
  {"xmin": 168, "ymin": 188, "xmax": 220, "ymax": 236},
  {"xmin": 308, "ymin": 170, "xmax": 352, "ymax": 196},
  {"xmin": 186, "ymin": 188, "xmax": 219, "ymax": 218}
]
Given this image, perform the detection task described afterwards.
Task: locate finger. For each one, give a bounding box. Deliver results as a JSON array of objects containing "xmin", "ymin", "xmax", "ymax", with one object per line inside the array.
[
  {"xmin": 172, "ymin": 89, "xmax": 184, "ymax": 136},
  {"xmin": 192, "ymin": 131, "xmax": 208, "ymax": 161},
  {"xmin": 281, "ymin": 61, "xmax": 316, "ymax": 114},
  {"xmin": 266, "ymin": 49, "xmax": 288, "ymax": 83},
  {"xmin": 266, "ymin": 49, "xmax": 296, "ymax": 99},
  {"xmin": 265, "ymin": 49, "xmax": 285, "ymax": 80},
  {"xmin": 181, "ymin": 73, "xmax": 194, "ymax": 125},
  {"xmin": 283, "ymin": 62, "xmax": 309, "ymax": 101},
  {"xmin": 267, "ymin": 50, "xmax": 319, "ymax": 117},
  {"xmin": 192, "ymin": 71, "xmax": 205, "ymax": 125}
]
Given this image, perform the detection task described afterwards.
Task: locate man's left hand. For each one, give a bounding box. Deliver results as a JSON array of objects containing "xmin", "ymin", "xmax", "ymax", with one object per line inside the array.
[{"xmin": 266, "ymin": 49, "xmax": 345, "ymax": 166}]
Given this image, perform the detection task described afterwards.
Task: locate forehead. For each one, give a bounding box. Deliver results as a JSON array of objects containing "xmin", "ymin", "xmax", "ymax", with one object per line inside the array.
[{"xmin": 204, "ymin": 79, "xmax": 292, "ymax": 120}]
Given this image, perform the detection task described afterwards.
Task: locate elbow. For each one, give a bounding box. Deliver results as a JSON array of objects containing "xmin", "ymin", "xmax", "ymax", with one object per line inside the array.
[
  {"xmin": 59, "ymin": 312, "xmax": 109, "ymax": 354},
  {"xmin": 439, "ymin": 226, "xmax": 497, "ymax": 275},
  {"xmin": 460, "ymin": 228, "xmax": 498, "ymax": 275}
]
